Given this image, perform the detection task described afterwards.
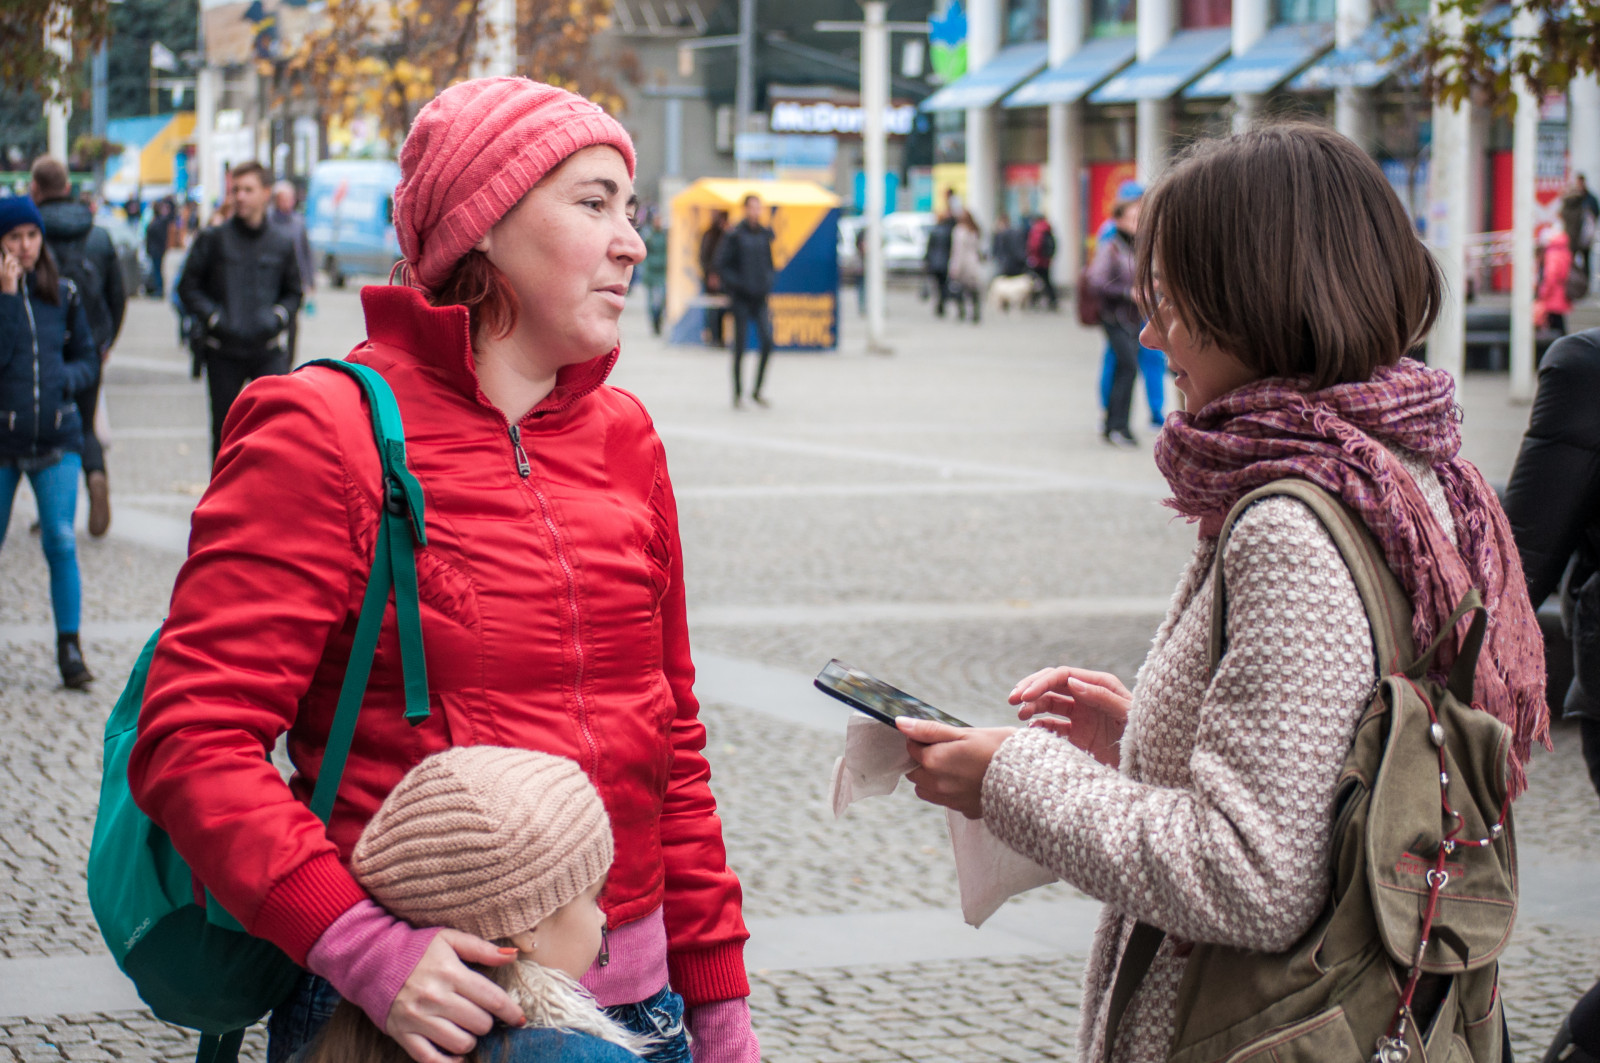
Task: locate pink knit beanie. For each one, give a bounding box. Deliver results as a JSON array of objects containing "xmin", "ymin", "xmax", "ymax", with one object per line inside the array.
[
  {"xmin": 393, "ymin": 77, "xmax": 637, "ymax": 293},
  {"xmin": 350, "ymin": 747, "xmax": 614, "ymax": 941}
]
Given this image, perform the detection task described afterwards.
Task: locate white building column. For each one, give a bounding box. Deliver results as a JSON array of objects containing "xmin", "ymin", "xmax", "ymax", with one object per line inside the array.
[
  {"xmin": 1333, "ymin": 0, "xmax": 1372, "ymax": 145},
  {"xmin": 1231, "ymin": 0, "xmax": 1269, "ymax": 133},
  {"xmin": 1427, "ymin": 99, "xmax": 1471, "ymax": 382},
  {"xmin": 1046, "ymin": 0, "xmax": 1086, "ymax": 287},
  {"xmin": 1573, "ymin": 73, "xmax": 1600, "ymax": 299},
  {"xmin": 965, "ymin": 0, "xmax": 1002, "ymax": 229},
  {"xmin": 1135, "ymin": 0, "xmax": 1175, "ymax": 179},
  {"xmin": 1509, "ymin": 4, "xmax": 1539, "ymax": 401}
]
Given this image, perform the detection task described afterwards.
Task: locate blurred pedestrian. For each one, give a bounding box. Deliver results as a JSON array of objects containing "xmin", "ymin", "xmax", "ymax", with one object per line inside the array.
[
  {"xmin": 144, "ymin": 198, "xmax": 176, "ymax": 298},
  {"xmin": 131, "ymin": 76, "xmax": 755, "ymax": 1063},
  {"xmin": 715, "ymin": 194, "xmax": 776, "ymax": 407},
  {"xmin": 698, "ymin": 209, "xmax": 728, "ymax": 346},
  {"xmin": 0, "ymin": 197, "xmax": 99, "ymax": 688},
  {"xmin": 924, "ymin": 208, "xmax": 954, "ymax": 317},
  {"xmin": 991, "ymin": 214, "xmax": 1028, "ymax": 279},
  {"xmin": 1562, "ymin": 174, "xmax": 1598, "ymax": 280},
  {"xmin": 639, "ymin": 210, "xmax": 667, "ymax": 335},
  {"xmin": 1535, "ymin": 228, "xmax": 1573, "ymax": 339},
  {"xmin": 177, "ymin": 161, "xmax": 303, "ymax": 461},
  {"xmin": 1086, "ymin": 197, "xmax": 1141, "ymax": 446},
  {"xmin": 1502, "ymin": 326, "xmax": 1600, "ymax": 1063},
  {"xmin": 30, "ymin": 156, "xmax": 126, "ymax": 537},
  {"xmin": 948, "ymin": 211, "xmax": 983, "ymax": 324},
  {"xmin": 1094, "ymin": 181, "xmax": 1165, "ymax": 429},
  {"xmin": 270, "ymin": 181, "xmax": 316, "ymax": 364},
  {"xmin": 1025, "ymin": 215, "xmax": 1058, "ymax": 310}
]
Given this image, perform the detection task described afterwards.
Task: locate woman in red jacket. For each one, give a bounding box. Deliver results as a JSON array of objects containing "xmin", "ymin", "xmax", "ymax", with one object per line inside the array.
[{"xmin": 129, "ymin": 78, "xmax": 756, "ymax": 1063}]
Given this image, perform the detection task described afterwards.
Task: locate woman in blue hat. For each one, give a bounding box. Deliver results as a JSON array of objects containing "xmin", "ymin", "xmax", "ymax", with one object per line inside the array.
[{"xmin": 0, "ymin": 196, "xmax": 100, "ymax": 687}]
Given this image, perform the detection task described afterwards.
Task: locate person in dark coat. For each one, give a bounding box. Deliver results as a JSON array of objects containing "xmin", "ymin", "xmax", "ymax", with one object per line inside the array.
[
  {"xmin": 991, "ymin": 215, "xmax": 1029, "ymax": 278},
  {"xmin": 0, "ymin": 197, "xmax": 99, "ymax": 687},
  {"xmin": 698, "ymin": 210, "xmax": 729, "ymax": 346},
  {"xmin": 1504, "ymin": 328, "xmax": 1600, "ymax": 1063},
  {"xmin": 31, "ymin": 155, "xmax": 126, "ymax": 537},
  {"xmin": 713, "ymin": 195, "xmax": 776, "ymax": 408},
  {"xmin": 924, "ymin": 210, "xmax": 955, "ymax": 318},
  {"xmin": 178, "ymin": 161, "xmax": 303, "ymax": 462},
  {"xmin": 144, "ymin": 198, "xmax": 176, "ymax": 298}
]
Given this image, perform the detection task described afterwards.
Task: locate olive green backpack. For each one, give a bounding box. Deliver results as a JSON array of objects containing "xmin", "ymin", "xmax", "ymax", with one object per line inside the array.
[
  {"xmin": 86, "ymin": 360, "xmax": 431, "ymax": 1063},
  {"xmin": 1102, "ymin": 480, "xmax": 1517, "ymax": 1063}
]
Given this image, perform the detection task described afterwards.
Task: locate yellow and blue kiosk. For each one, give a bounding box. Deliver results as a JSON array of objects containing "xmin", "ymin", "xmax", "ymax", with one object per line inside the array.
[{"xmin": 667, "ymin": 179, "xmax": 841, "ymax": 351}]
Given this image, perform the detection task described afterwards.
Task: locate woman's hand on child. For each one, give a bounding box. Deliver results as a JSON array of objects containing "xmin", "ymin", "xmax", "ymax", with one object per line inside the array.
[
  {"xmin": 1009, "ymin": 667, "xmax": 1130, "ymax": 768},
  {"xmin": 386, "ymin": 929, "xmax": 524, "ymax": 1063},
  {"xmin": 898, "ymin": 719, "xmax": 1015, "ymax": 819}
]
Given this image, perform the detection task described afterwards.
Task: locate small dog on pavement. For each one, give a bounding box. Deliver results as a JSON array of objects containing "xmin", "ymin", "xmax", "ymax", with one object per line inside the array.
[{"xmin": 988, "ymin": 273, "xmax": 1035, "ymax": 314}]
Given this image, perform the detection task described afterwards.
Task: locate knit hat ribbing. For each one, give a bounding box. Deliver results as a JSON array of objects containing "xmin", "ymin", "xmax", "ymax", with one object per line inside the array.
[
  {"xmin": 0, "ymin": 197, "xmax": 46, "ymax": 241},
  {"xmin": 393, "ymin": 77, "xmax": 636, "ymax": 294},
  {"xmin": 350, "ymin": 747, "xmax": 613, "ymax": 941}
]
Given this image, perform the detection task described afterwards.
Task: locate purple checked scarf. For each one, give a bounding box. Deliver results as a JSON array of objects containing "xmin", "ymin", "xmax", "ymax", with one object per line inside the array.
[{"xmin": 1155, "ymin": 357, "xmax": 1549, "ymax": 794}]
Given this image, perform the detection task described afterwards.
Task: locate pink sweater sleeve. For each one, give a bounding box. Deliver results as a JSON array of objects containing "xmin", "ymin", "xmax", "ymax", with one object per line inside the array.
[
  {"xmin": 304, "ymin": 899, "xmax": 442, "ymax": 1028},
  {"xmin": 686, "ymin": 997, "xmax": 760, "ymax": 1063}
]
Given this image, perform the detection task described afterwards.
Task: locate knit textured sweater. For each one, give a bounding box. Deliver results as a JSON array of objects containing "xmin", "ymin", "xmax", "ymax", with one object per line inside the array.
[{"xmin": 982, "ymin": 455, "xmax": 1454, "ymax": 1063}]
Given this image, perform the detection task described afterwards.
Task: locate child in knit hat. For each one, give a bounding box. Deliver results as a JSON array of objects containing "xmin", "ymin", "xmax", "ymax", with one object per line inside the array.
[{"xmin": 304, "ymin": 747, "xmax": 660, "ymax": 1063}]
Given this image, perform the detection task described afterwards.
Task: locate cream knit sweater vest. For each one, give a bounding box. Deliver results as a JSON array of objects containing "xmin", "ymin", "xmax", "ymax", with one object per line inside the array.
[{"xmin": 981, "ymin": 453, "xmax": 1455, "ymax": 1063}]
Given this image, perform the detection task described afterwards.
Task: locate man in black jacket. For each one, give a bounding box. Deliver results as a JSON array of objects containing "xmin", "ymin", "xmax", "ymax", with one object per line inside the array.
[
  {"xmin": 713, "ymin": 194, "xmax": 777, "ymax": 407},
  {"xmin": 1504, "ymin": 327, "xmax": 1600, "ymax": 1063},
  {"xmin": 178, "ymin": 161, "xmax": 303, "ymax": 461},
  {"xmin": 31, "ymin": 155, "xmax": 127, "ymax": 536}
]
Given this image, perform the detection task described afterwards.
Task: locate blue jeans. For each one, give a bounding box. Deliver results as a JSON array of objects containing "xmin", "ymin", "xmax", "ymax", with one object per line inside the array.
[
  {"xmin": 0, "ymin": 452, "xmax": 83, "ymax": 632},
  {"xmin": 1099, "ymin": 341, "xmax": 1167, "ymax": 425},
  {"xmin": 266, "ymin": 973, "xmax": 691, "ymax": 1063}
]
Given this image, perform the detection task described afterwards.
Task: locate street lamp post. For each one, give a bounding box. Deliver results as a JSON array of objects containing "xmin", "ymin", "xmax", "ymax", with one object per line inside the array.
[{"xmin": 816, "ymin": 6, "xmax": 928, "ymax": 354}]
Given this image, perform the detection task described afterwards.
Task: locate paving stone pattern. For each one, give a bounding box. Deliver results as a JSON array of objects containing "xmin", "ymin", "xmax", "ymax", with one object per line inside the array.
[{"xmin": 4, "ymin": 290, "xmax": 1598, "ymax": 1062}]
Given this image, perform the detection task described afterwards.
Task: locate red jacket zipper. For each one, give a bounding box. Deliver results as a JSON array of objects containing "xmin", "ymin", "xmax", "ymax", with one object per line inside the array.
[{"xmin": 507, "ymin": 421, "xmax": 598, "ymax": 775}]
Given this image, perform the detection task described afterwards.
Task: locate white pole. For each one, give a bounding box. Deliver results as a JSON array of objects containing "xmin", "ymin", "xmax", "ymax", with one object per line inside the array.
[
  {"xmin": 197, "ymin": 66, "xmax": 219, "ymax": 208},
  {"xmin": 736, "ymin": 0, "xmax": 756, "ymax": 173},
  {"xmin": 1230, "ymin": 0, "xmax": 1268, "ymax": 134},
  {"xmin": 45, "ymin": 4, "xmax": 72, "ymax": 161},
  {"xmin": 1573, "ymin": 74, "xmax": 1600, "ymax": 297},
  {"xmin": 965, "ymin": 0, "xmax": 1000, "ymax": 229},
  {"xmin": 1509, "ymin": 6, "xmax": 1539, "ymax": 400},
  {"xmin": 1136, "ymin": 0, "xmax": 1173, "ymax": 177},
  {"xmin": 862, "ymin": 0, "xmax": 890, "ymax": 352},
  {"xmin": 1046, "ymin": 0, "xmax": 1084, "ymax": 291},
  {"xmin": 1333, "ymin": 0, "xmax": 1372, "ymax": 145},
  {"xmin": 476, "ymin": 0, "xmax": 516, "ymax": 77},
  {"xmin": 1427, "ymin": 99, "xmax": 1469, "ymax": 382}
]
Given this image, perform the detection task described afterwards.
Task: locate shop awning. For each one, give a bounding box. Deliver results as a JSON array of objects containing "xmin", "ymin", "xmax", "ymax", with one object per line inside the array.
[
  {"xmin": 921, "ymin": 42, "xmax": 1051, "ymax": 112},
  {"xmin": 1184, "ymin": 22, "xmax": 1334, "ymax": 97},
  {"xmin": 1002, "ymin": 36, "xmax": 1139, "ymax": 108},
  {"xmin": 1289, "ymin": 22, "xmax": 1419, "ymax": 90},
  {"xmin": 1090, "ymin": 28, "xmax": 1233, "ymax": 103}
]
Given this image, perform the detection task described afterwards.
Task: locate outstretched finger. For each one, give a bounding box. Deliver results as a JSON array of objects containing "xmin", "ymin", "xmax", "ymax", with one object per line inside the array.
[{"xmin": 896, "ymin": 717, "xmax": 966, "ymax": 745}]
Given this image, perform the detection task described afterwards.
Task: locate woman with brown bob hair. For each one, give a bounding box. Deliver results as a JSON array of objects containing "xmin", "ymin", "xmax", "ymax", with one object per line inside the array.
[{"xmin": 894, "ymin": 121, "xmax": 1548, "ymax": 1061}]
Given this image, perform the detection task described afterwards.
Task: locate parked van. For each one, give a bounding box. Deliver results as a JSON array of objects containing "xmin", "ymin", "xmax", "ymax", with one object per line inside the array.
[{"xmin": 306, "ymin": 160, "xmax": 401, "ymax": 287}]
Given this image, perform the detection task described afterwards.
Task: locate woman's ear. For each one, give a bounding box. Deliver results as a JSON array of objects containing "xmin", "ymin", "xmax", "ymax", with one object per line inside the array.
[
  {"xmin": 474, "ymin": 231, "xmax": 493, "ymax": 255},
  {"xmin": 508, "ymin": 928, "xmax": 538, "ymax": 955}
]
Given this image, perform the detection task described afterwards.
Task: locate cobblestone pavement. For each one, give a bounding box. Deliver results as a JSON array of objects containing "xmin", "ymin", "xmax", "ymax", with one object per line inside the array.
[{"xmin": 2, "ymin": 285, "xmax": 1597, "ymax": 1062}]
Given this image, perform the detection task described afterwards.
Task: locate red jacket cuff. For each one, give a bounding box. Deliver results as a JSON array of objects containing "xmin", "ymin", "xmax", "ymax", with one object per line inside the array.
[
  {"xmin": 668, "ymin": 941, "xmax": 749, "ymax": 1005},
  {"xmin": 252, "ymin": 851, "xmax": 370, "ymax": 964}
]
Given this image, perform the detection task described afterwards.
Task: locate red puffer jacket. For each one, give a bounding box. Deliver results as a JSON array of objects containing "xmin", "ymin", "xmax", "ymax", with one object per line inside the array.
[{"xmin": 130, "ymin": 286, "xmax": 748, "ymax": 1004}]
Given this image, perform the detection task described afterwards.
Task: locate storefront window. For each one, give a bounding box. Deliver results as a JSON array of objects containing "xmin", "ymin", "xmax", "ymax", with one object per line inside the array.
[
  {"xmin": 1006, "ymin": 0, "xmax": 1047, "ymax": 43},
  {"xmin": 1091, "ymin": 0, "xmax": 1137, "ymax": 37},
  {"xmin": 1182, "ymin": 0, "xmax": 1231, "ymax": 27},
  {"xmin": 1276, "ymin": 0, "xmax": 1334, "ymax": 23}
]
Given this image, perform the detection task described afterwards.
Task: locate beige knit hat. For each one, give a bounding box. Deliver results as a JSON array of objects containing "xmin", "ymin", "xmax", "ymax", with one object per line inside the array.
[{"xmin": 350, "ymin": 747, "xmax": 614, "ymax": 941}]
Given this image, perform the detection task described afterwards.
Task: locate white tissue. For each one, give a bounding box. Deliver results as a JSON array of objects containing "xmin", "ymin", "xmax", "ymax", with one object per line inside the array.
[{"xmin": 827, "ymin": 714, "xmax": 1056, "ymax": 927}]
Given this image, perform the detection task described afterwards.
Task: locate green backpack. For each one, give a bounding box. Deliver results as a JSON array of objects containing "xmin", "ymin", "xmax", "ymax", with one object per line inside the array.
[
  {"xmin": 1101, "ymin": 480, "xmax": 1516, "ymax": 1063},
  {"xmin": 87, "ymin": 360, "xmax": 431, "ymax": 1063}
]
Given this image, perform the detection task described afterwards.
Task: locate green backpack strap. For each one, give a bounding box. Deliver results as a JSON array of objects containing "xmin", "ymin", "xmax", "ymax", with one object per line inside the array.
[
  {"xmin": 195, "ymin": 1031, "xmax": 245, "ymax": 1063},
  {"xmin": 1208, "ymin": 479, "xmax": 1417, "ymax": 678}
]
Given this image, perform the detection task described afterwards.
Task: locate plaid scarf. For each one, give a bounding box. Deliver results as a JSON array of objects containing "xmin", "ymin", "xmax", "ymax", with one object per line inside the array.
[{"xmin": 1155, "ymin": 357, "xmax": 1549, "ymax": 794}]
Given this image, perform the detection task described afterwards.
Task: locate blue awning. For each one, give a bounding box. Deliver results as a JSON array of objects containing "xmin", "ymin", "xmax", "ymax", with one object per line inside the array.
[
  {"xmin": 1002, "ymin": 36, "xmax": 1139, "ymax": 108},
  {"xmin": 1289, "ymin": 22, "xmax": 1419, "ymax": 90},
  {"xmin": 1184, "ymin": 22, "xmax": 1334, "ymax": 97},
  {"xmin": 1090, "ymin": 28, "xmax": 1232, "ymax": 103},
  {"xmin": 921, "ymin": 42, "xmax": 1051, "ymax": 112}
]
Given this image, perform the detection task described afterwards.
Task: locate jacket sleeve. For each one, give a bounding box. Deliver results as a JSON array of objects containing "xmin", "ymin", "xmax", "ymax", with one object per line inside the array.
[
  {"xmin": 60, "ymin": 285, "xmax": 99, "ymax": 395},
  {"xmin": 129, "ymin": 372, "xmax": 371, "ymax": 964},
  {"xmin": 650, "ymin": 439, "xmax": 751, "ymax": 1006},
  {"xmin": 1504, "ymin": 332, "xmax": 1600, "ymax": 606},
  {"xmin": 0, "ymin": 292, "xmax": 25, "ymax": 373},
  {"xmin": 981, "ymin": 498, "xmax": 1375, "ymax": 952},
  {"xmin": 1084, "ymin": 239, "xmax": 1118, "ymax": 301},
  {"xmin": 276, "ymin": 237, "xmax": 304, "ymax": 322},
  {"xmin": 177, "ymin": 229, "xmax": 221, "ymax": 324},
  {"xmin": 93, "ymin": 229, "xmax": 127, "ymax": 347},
  {"xmin": 713, "ymin": 234, "xmax": 740, "ymax": 294}
]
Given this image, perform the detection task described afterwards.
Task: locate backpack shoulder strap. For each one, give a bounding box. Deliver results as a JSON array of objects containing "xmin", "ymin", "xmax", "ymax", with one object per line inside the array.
[
  {"xmin": 295, "ymin": 359, "xmax": 431, "ymax": 811},
  {"xmin": 1208, "ymin": 479, "xmax": 1417, "ymax": 679}
]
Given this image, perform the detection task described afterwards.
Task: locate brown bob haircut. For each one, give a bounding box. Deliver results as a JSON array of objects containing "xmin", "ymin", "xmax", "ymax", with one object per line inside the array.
[{"xmin": 1133, "ymin": 121, "xmax": 1442, "ymax": 390}]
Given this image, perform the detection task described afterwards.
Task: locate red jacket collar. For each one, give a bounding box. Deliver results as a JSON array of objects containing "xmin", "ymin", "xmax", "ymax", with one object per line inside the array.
[{"xmin": 359, "ymin": 284, "xmax": 619, "ymax": 419}]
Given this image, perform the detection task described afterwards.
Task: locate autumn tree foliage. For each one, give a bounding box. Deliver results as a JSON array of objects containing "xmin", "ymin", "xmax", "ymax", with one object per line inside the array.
[
  {"xmin": 0, "ymin": 0, "xmax": 112, "ymax": 99},
  {"xmin": 1393, "ymin": 0, "xmax": 1600, "ymax": 111},
  {"xmin": 281, "ymin": 0, "xmax": 622, "ymax": 150}
]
